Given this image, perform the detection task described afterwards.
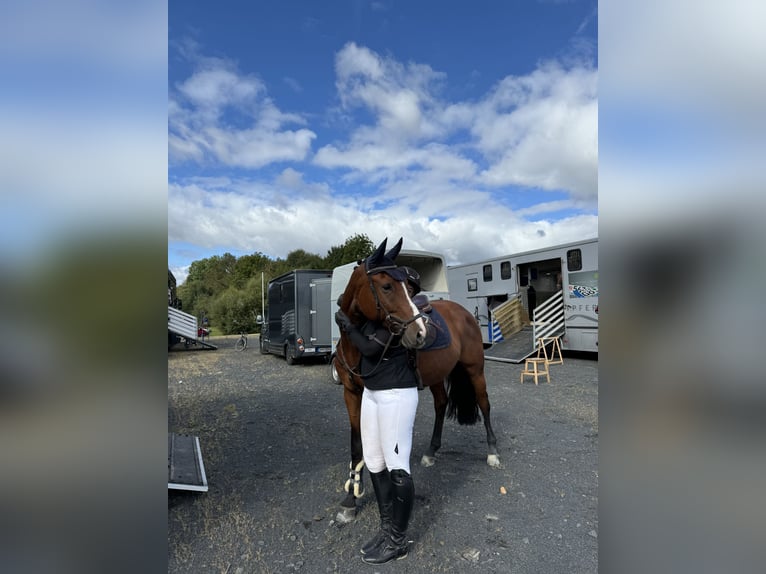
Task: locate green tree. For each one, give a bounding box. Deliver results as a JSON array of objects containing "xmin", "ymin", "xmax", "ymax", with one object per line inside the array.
[
  {"xmin": 232, "ymin": 252, "xmax": 271, "ymax": 289},
  {"xmin": 173, "ymin": 235, "xmax": 380, "ymax": 335},
  {"xmin": 324, "ymin": 233, "xmax": 375, "ymax": 268},
  {"xmin": 284, "ymin": 249, "xmax": 325, "ymax": 270},
  {"xmin": 177, "ymin": 253, "xmax": 236, "ymax": 326}
]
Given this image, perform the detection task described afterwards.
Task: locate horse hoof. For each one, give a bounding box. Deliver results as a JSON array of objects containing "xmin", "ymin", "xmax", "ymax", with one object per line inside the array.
[
  {"xmin": 335, "ymin": 507, "xmax": 357, "ymax": 525},
  {"xmin": 420, "ymin": 454, "xmax": 436, "ymax": 467},
  {"xmin": 487, "ymin": 454, "xmax": 501, "ymax": 468}
]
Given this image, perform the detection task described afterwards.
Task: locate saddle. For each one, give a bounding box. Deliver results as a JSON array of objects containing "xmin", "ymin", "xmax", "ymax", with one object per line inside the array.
[{"xmin": 408, "ymin": 298, "xmax": 452, "ymax": 390}]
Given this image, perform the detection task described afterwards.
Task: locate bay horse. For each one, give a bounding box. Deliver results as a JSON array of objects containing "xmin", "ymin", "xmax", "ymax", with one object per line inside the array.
[{"xmin": 333, "ymin": 237, "xmax": 500, "ymax": 524}]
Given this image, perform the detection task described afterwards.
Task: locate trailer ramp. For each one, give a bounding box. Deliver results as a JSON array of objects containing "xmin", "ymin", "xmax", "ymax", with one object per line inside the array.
[
  {"xmin": 484, "ymin": 297, "xmax": 535, "ymax": 363},
  {"xmin": 484, "ymin": 291, "xmax": 568, "ymax": 364},
  {"xmin": 168, "ymin": 306, "xmax": 217, "ymax": 350},
  {"xmin": 484, "ymin": 326, "xmax": 536, "ymax": 364},
  {"xmin": 168, "ymin": 433, "xmax": 208, "ymax": 492}
]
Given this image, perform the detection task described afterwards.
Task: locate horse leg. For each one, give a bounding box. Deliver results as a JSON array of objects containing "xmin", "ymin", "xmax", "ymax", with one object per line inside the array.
[
  {"xmin": 473, "ymin": 373, "xmax": 501, "ymax": 468},
  {"xmin": 421, "ymin": 381, "xmax": 448, "ymax": 467},
  {"xmin": 337, "ymin": 385, "xmax": 365, "ymax": 524}
]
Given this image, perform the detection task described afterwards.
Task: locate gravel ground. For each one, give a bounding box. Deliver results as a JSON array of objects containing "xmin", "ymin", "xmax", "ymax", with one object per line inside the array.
[{"xmin": 168, "ymin": 335, "xmax": 598, "ymax": 573}]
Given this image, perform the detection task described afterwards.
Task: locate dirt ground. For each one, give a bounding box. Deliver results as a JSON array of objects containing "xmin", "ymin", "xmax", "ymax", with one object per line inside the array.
[{"xmin": 168, "ymin": 335, "xmax": 598, "ymax": 573}]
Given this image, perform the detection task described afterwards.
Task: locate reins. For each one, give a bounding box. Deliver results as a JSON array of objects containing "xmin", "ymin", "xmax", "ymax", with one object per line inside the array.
[{"xmin": 336, "ymin": 330, "xmax": 397, "ymax": 380}]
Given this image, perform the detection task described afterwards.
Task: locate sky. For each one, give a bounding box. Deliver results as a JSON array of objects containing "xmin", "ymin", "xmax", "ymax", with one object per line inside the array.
[{"xmin": 168, "ymin": 0, "xmax": 599, "ymax": 283}]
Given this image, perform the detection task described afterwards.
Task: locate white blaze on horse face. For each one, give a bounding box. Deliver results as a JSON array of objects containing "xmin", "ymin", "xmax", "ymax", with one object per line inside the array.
[{"xmin": 400, "ymin": 282, "xmax": 427, "ymax": 344}]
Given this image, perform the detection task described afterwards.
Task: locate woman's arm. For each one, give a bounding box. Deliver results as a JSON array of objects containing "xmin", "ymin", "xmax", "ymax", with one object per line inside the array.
[
  {"xmin": 345, "ymin": 323, "xmax": 391, "ymax": 358},
  {"xmin": 336, "ymin": 310, "xmax": 390, "ymax": 358}
]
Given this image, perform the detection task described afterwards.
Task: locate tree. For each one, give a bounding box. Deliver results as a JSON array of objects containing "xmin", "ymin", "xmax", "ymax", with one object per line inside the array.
[
  {"xmin": 233, "ymin": 252, "xmax": 271, "ymax": 289},
  {"xmin": 172, "ymin": 234, "xmax": 378, "ymax": 335},
  {"xmin": 324, "ymin": 233, "xmax": 375, "ymax": 268},
  {"xmin": 284, "ymin": 249, "xmax": 325, "ymax": 270}
]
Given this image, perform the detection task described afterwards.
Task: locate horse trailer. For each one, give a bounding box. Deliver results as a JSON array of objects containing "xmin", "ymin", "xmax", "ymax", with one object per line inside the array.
[
  {"xmin": 260, "ymin": 269, "xmax": 333, "ymax": 364},
  {"xmin": 447, "ymin": 238, "xmax": 598, "ymax": 354}
]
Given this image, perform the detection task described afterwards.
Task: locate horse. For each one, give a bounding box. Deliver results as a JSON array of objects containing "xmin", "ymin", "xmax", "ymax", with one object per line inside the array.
[{"xmin": 333, "ymin": 237, "xmax": 500, "ymax": 524}]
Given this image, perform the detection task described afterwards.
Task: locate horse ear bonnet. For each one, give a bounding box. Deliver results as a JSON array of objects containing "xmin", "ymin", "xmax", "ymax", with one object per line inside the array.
[{"xmin": 366, "ymin": 237, "xmax": 407, "ymax": 282}]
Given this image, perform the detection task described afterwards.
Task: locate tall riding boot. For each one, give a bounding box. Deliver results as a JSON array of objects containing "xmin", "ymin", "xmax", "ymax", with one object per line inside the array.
[
  {"xmin": 362, "ymin": 469, "xmax": 413, "ymax": 565},
  {"xmin": 360, "ymin": 469, "xmax": 393, "ymax": 555}
]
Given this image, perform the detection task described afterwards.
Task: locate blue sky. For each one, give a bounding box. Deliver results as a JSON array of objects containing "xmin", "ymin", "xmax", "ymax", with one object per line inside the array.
[{"xmin": 168, "ymin": 0, "xmax": 599, "ymax": 283}]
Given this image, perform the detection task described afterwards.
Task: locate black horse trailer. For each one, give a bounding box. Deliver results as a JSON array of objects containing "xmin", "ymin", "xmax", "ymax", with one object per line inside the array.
[{"xmin": 260, "ymin": 269, "xmax": 333, "ymax": 364}]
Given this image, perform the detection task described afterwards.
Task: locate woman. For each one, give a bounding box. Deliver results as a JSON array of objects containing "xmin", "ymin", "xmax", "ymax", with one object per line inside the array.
[{"xmin": 334, "ymin": 267, "xmax": 426, "ymax": 565}]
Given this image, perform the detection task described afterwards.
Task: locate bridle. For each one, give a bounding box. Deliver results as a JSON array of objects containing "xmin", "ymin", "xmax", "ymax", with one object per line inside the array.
[{"xmin": 365, "ymin": 263, "xmax": 425, "ymax": 335}]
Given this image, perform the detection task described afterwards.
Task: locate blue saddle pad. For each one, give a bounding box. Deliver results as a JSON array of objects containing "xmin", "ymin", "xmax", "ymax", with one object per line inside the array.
[{"xmin": 421, "ymin": 307, "xmax": 452, "ymax": 351}]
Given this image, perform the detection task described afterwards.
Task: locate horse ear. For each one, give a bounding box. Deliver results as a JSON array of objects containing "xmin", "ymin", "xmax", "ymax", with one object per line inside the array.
[
  {"xmin": 384, "ymin": 237, "xmax": 403, "ymax": 261},
  {"xmin": 368, "ymin": 237, "xmax": 388, "ymax": 267}
]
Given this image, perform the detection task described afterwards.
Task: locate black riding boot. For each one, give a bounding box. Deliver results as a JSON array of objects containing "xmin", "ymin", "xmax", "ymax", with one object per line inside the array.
[
  {"xmin": 360, "ymin": 469, "xmax": 393, "ymax": 555},
  {"xmin": 362, "ymin": 469, "xmax": 413, "ymax": 565}
]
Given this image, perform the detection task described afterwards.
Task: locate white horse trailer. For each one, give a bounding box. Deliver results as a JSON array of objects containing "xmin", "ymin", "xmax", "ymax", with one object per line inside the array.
[{"xmin": 447, "ymin": 238, "xmax": 598, "ymax": 354}]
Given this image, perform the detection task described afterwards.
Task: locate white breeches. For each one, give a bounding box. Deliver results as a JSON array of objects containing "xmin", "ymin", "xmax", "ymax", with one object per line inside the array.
[{"xmin": 361, "ymin": 387, "xmax": 419, "ymax": 474}]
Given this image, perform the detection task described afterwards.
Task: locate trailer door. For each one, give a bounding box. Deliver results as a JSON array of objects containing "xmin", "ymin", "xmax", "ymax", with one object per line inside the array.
[{"xmin": 310, "ymin": 278, "xmax": 333, "ymax": 349}]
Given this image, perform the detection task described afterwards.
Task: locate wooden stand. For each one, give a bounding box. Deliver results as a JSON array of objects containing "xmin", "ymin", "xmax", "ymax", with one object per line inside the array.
[
  {"xmin": 520, "ymin": 358, "xmax": 550, "ymax": 385},
  {"xmin": 536, "ymin": 336, "xmax": 563, "ymax": 365}
]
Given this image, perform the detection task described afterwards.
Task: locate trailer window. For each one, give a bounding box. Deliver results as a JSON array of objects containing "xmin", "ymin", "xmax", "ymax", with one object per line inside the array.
[
  {"xmin": 467, "ymin": 278, "xmax": 478, "ymax": 292},
  {"xmin": 483, "ymin": 264, "xmax": 492, "ymax": 282},
  {"xmin": 500, "ymin": 261, "xmax": 511, "ymax": 280},
  {"xmin": 567, "ymin": 249, "xmax": 582, "ymax": 271}
]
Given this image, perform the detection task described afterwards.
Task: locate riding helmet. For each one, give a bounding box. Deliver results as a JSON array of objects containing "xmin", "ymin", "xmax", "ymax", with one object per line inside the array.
[{"xmin": 401, "ymin": 266, "xmax": 421, "ymax": 295}]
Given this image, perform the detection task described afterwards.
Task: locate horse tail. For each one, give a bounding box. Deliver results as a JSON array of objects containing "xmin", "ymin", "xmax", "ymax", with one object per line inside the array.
[{"xmin": 445, "ymin": 363, "xmax": 480, "ymax": 425}]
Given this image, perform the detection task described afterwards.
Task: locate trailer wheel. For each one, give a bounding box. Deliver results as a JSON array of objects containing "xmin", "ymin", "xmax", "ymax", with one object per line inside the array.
[
  {"xmin": 260, "ymin": 335, "xmax": 268, "ymax": 355},
  {"xmin": 285, "ymin": 344, "xmax": 296, "ymax": 365}
]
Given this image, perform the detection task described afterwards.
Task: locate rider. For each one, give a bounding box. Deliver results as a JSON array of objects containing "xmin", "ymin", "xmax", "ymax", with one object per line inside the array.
[{"xmin": 334, "ymin": 266, "xmax": 431, "ymax": 565}]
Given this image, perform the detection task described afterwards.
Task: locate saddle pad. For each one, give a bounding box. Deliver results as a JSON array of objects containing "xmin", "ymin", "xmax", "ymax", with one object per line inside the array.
[{"xmin": 422, "ymin": 307, "xmax": 452, "ymax": 351}]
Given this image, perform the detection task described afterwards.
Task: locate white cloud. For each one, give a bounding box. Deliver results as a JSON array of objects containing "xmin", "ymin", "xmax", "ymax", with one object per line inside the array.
[
  {"xmin": 169, "ymin": 174, "xmax": 597, "ymax": 266},
  {"xmin": 169, "ymin": 56, "xmax": 316, "ymax": 167},
  {"xmin": 317, "ymin": 45, "xmax": 597, "ymax": 201},
  {"xmin": 332, "ymin": 42, "xmax": 446, "ymax": 143},
  {"xmin": 473, "ymin": 63, "xmax": 598, "ymax": 198},
  {"xmin": 176, "ymin": 66, "xmax": 262, "ymax": 115},
  {"xmin": 170, "ymin": 264, "xmax": 191, "ymax": 286},
  {"xmin": 283, "ymin": 77, "xmax": 303, "ymax": 93}
]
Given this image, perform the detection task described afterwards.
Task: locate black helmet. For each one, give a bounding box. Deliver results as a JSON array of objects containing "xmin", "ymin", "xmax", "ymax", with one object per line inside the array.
[{"xmin": 401, "ymin": 266, "xmax": 421, "ymax": 295}]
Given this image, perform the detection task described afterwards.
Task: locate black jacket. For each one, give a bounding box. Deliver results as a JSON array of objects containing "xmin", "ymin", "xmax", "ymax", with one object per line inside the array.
[{"xmin": 345, "ymin": 321, "xmax": 418, "ymax": 391}]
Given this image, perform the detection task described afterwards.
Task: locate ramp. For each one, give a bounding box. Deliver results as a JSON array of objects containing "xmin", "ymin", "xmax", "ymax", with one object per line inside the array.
[
  {"xmin": 484, "ymin": 326, "xmax": 536, "ymax": 364},
  {"xmin": 491, "ymin": 297, "xmax": 525, "ymax": 339},
  {"xmin": 168, "ymin": 307, "xmax": 217, "ymax": 350},
  {"xmin": 168, "ymin": 433, "xmax": 208, "ymax": 492}
]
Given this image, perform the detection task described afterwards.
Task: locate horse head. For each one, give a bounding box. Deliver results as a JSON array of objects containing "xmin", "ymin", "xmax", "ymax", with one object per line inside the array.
[{"xmin": 340, "ymin": 237, "xmax": 428, "ymax": 349}]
